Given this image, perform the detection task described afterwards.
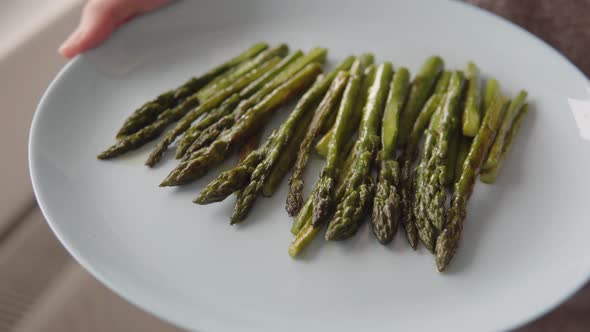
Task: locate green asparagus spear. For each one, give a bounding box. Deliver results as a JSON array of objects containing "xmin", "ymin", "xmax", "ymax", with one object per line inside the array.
[
  {"xmin": 261, "ymin": 109, "xmax": 314, "ymax": 197},
  {"xmin": 371, "ymin": 67, "xmax": 410, "ymax": 244},
  {"xmin": 455, "ymin": 136, "xmax": 472, "ymax": 183},
  {"xmin": 193, "ymin": 132, "xmax": 277, "ymax": 204},
  {"xmin": 396, "ymin": 71, "xmax": 451, "ymax": 248},
  {"xmin": 325, "ymin": 62, "xmax": 392, "ymax": 241},
  {"xmin": 195, "ymin": 44, "xmax": 288, "ymax": 101},
  {"xmin": 312, "ymin": 60, "xmax": 365, "ymax": 228},
  {"xmin": 145, "ymin": 55, "xmax": 284, "ymax": 166},
  {"xmin": 435, "ymin": 93, "xmax": 508, "ymax": 272},
  {"xmin": 286, "ymin": 72, "xmax": 350, "ymax": 216},
  {"xmin": 397, "ymin": 56, "xmax": 444, "ymax": 146},
  {"xmin": 446, "ymin": 109, "xmax": 461, "ymax": 185},
  {"xmin": 160, "ymin": 63, "xmax": 322, "ymax": 186},
  {"xmin": 480, "ymin": 103, "xmax": 529, "ymax": 183},
  {"xmin": 175, "ymin": 94, "xmax": 241, "ymax": 158},
  {"xmin": 239, "ymin": 131, "xmax": 262, "ymax": 162},
  {"xmin": 289, "ymin": 142, "xmax": 356, "ymax": 256},
  {"xmin": 414, "ymin": 71, "xmax": 464, "ymax": 250},
  {"xmin": 115, "ymin": 42, "xmax": 268, "ymax": 138},
  {"xmin": 232, "ymin": 71, "xmax": 350, "ymax": 224},
  {"xmin": 315, "ymin": 64, "xmax": 376, "ymax": 157},
  {"xmin": 483, "ymin": 78, "xmax": 500, "ymax": 111},
  {"xmin": 482, "ymin": 90, "xmax": 527, "ymax": 171},
  {"xmin": 181, "ymin": 48, "xmax": 332, "ymax": 160},
  {"xmin": 462, "ymin": 62, "xmax": 482, "ymax": 137}
]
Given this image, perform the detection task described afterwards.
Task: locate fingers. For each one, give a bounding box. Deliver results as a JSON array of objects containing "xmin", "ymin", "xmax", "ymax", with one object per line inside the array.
[{"xmin": 59, "ymin": 0, "xmax": 171, "ymax": 58}]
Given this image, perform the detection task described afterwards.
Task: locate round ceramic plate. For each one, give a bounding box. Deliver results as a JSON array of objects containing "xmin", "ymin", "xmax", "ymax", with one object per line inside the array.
[{"xmin": 30, "ymin": 1, "xmax": 590, "ymax": 331}]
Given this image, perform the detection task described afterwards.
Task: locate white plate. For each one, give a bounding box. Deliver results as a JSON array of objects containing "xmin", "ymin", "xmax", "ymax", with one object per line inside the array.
[{"xmin": 29, "ymin": 1, "xmax": 590, "ymax": 331}]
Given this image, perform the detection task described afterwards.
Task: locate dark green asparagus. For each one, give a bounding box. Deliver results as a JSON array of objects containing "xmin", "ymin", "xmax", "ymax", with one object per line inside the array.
[
  {"xmin": 315, "ymin": 63, "xmax": 376, "ymax": 157},
  {"xmin": 480, "ymin": 103, "xmax": 529, "ymax": 183},
  {"xmin": 195, "ymin": 44, "xmax": 288, "ymax": 101},
  {"xmin": 397, "ymin": 56, "xmax": 444, "ymax": 146},
  {"xmin": 115, "ymin": 42, "xmax": 268, "ymax": 138},
  {"xmin": 325, "ymin": 62, "xmax": 392, "ymax": 241},
  {"xmin": 179, "ymin": 48, "xmax": 331, "ymax": 161},
  {"xmin": 160, "ymin": 63, "xmax": 322, "ymax": 186},
  {"xmin": 232, "ymin": 71, "xmax": 350, "ymax": 224},
  {"xmin": 397, "ymin": 71, "xmax": 451, "ymax": 249},
  {"xmin": 175, "ymin": 94, "xmax": 241, "ymax": 158},
  {"xmin": 455, "ymin": 136, "xmax": 472, "ymax": 183},
  {"xmin": 145, "ymin": 50, "xmax": 286, "ymax": 166},
  {"xmin": 482, "ymin": 90, "xmax": 527, "ymax": 171},
  {"xmin": 462, "ymin": 62, "xmax": 482, "ymax": 137},
  {"xmin": 261, "ymin": 109, "xmax": 314, "ymax": 197},
  {"xmin": 312, "ymin": 59, "xmax": 365, "ymax": 228},
  {"xmin": 371, "ymin": 66, "xmax": 410, "ymax": 244},
  {"xmin": 193, "ymin": 132, "xmax": 277, "ymax": 204},
  {"xmin": 414, "ymin": 71, "xmax": 464, "ymax": 251},
  {"xmin": 435, "ymin": 93, "xmax": 508, "ymax": 272},
  {"xmin": 286, "ymin": 71, "xmax": 350, "ymax": 216}
]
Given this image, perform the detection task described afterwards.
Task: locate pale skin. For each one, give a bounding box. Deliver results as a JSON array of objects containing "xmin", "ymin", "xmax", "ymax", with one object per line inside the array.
[{"xmin": 59, "ymin": 0, "xmax": 171, "ymax": 58}]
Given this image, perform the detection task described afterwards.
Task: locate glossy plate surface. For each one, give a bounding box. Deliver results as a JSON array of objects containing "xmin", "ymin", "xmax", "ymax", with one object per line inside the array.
[{"xmin": 30, "ymin": 1, "xmax": 590, "ymax": 331}]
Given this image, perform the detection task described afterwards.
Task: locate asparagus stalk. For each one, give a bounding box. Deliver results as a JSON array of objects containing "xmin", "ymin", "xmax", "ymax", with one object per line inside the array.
[
  {"xmin": 195, "ymin": 56, "xmax": 355, "ymax": 204},
  {"xmin": 397, "ymin": 56, "xmax": 444, "ymax": 146},
  {"xmin": 261, "ymin": 109, "xmax": 314, "ymax": 197},
  {"xmin": 115, "ymin": 42, "xmax": 268, "ymax": 138},
  {"xmin": 455, "ymin": 136, "xmax": 472, "ymax": 183},
  {"xmin": 483, "ymin": 78, "xmax": 500, "ymax": 111},
  {"xmin": 397, "ymin": 71, "xmax": 451, "ymax": 248},
  {"xmin": 286, "ymin": 72, "xmax": 350, "ymax": 216},
  {"xmin": 175, "ymin": 94, "xmax": 241, "ymax": 158},
  {"xmin": 160, "ymin": 63, "xmax": 322, "ymax": 187},
  {"xmin": 289, "ymin": 142, "xmax": 356, "ymax": 256},
  {"xmin": 195, "ymin": 44, "xmax": 288, "ymax": 101},
  {"xmin": 480, "ymin": 103, "xmax": 529, "ymax": 183},
  {"xmin": 232, "ymin": 71, "xmax": 350, "ymax": 224},
  {"xmin": 325, "ymin": 62, "xmax": 393, "ymax": 241},
  {"xmin": 446, "ymin": 108, "xmax": 461, "ymax": 185},
  {"xmin": 315, "ymin": 64, "xmax": 376, "ymax": 157},
  {"xmin": 175, "ymin": 52, "xmax": 304, "ymax": 158},
  {"xmin": 435, "ymin": 93, "xmax": 508, "ymax": 272},
  {"xmin": 414, "ymin": 71, "xmax": 465, "ymax": 251},
  {"xmin": 312, "ymin": 59, "xmax": 365, "ymax": 228},
  {"xmin": 482, "ymin": 90, "xmax": 527, "ymax": 171},
  {"xmin": 145, "ymin": 48, "xmax": 287, "ymax": 166},
  {"xmin": 180, "ymin": 48, "xmax": 332, "ymax": 160},
  {"xmin": 462, "ymin": 62, "xmax": 482, "ymax": 137},
  {"xmin": 370, "ymin": 67, "xmax": 410, "ymax": 244},
  {"xmin": 239, "ymin": 131, "xmax": 263, "ymax": 162}
]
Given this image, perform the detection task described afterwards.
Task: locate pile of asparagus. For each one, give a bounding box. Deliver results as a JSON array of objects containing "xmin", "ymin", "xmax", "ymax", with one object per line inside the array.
[{"xmin": 98, "ymin": 43, "xmax": 529, "ymax": 272}]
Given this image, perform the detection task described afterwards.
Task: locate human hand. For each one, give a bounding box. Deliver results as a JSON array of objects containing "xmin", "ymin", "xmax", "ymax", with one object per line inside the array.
[{"xmin": 59, "ymin": 0, "xmax": 171, "ymax": 58}]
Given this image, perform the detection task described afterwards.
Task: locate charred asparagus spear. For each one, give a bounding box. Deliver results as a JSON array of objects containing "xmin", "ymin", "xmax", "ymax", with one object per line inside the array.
[
  {"xmin": 195, "ymin": 57, "xmax": 355, "ymax": 204},
  {"xmin": 414, "ymin": 71, "xmax": 464, "ymax": 251},
  {"xmin": 160, "ymin": 63, "xmax": 322, "ymax": 186},
  {"xmin": 175, "ymin": 51, "xmax": 305, "ymax": 159},
  {"xmin": 315, "ymin": 63, "xmax": 376, "ymax": 157},
  {"xmin": 115, "ymin": 42, "xmax": 268, "ymax": 138},
  {"xmin": 325, "ymin": 62, "xmax": 393, "ymax": 241},
  {"xmin": 312, "ymin": 59, "xmax": 366, "ymax": 228},
  {"xmin": 145, "ymin": 45, "xmax": 289, "ymax": 165},
  {"xmin": 397, "ymin": 70, "xmax": 451, "ymax": 248},
  {"xmin": 462, "ymin": 62, "xmax": 482, "ymax": 137},
  {"xmin": 480, "ymin": 103, "xmax": 529, "ymax": 183},
  {"xmin": 371, "ymin": 66, "xmax": 410, "ymax": 244},
  {"xmin": 98, "ymin": 54, "xmax": 282, "ymax": 160},
  {"xmin": 286, "ymin": 72, "xmax": 350, "ymax": 216},
  {"xmin": 435, "ymin": 93, "xmax": 508, "ymax": 272},
  {"xmin": 482, "ymin": 90, "xmax": 528, "ymax": 171},
  {"xmin": 177, "ymin": 48, "xmax": 332, "ymax": 161},
  {"xmin": 397, "ymin": 56, "xmax": 444, "ymax": 146}
]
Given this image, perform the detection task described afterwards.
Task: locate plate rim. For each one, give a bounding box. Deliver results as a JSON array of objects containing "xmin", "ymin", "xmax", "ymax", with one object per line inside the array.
[{"xmin": 28, "ymin": 1, "xmax": 590, "ymax": 331}]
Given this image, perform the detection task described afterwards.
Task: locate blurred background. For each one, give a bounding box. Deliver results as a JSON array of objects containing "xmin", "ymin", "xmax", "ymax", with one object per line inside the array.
[{"xmin": 0, "ymin": 0, "xmax": 587, "ymax": 331}]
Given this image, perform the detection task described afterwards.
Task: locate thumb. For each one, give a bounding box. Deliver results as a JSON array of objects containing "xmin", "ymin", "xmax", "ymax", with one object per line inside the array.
[{"xmin": 59, "ymin": 0, "xmax": 171, "ymax": 58}]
